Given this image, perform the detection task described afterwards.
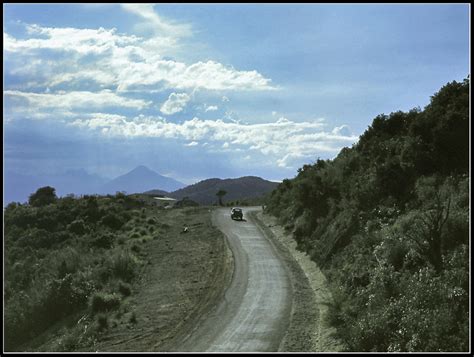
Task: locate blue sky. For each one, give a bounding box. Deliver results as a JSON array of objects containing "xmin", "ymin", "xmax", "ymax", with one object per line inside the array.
[{"xmin": 3, "ymin": 4, "xmax": 470, "ymax": 184}]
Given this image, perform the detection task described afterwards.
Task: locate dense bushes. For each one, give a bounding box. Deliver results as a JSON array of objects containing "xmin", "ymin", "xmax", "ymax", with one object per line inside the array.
[
  {"xmin": 4, "ymin": 191, "xmax": 145, "ymax": 351},
  {"xmin": 92, "ymin": 232, "xmax": 114, "ymax": 248},
  {"xmin": 68, "ymin": 219, "xmax": 88, "ymax": 235},
  {"xmin": 100, "ymin": 212, "xmax": 128, "ymax": 230},
  {"xmin": 90, "ymin": 292, "xmax": 121, "ymax": 313},
  {"xmin": 109, "ymin": 249, "xmax": 138, "ymax": 282},
  {"xmin": 267, "ymin": 78, "xmax": 469, "ymax": 351}
]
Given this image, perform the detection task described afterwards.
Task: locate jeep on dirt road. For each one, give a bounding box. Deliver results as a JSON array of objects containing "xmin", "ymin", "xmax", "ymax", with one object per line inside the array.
[{"xmin": 230, "ymin": 207, "xmax": 243, "ymax": 220}]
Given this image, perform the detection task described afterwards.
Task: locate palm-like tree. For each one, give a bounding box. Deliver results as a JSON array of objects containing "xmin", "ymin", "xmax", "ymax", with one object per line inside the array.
[{"xmin": 216, "ymin": 189, "xmax": 227, "ymax": 206}]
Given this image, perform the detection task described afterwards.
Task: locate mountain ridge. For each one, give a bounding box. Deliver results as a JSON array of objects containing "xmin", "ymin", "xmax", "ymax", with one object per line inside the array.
[
  {"xmin": 5, "ymin": 166, "xmax": 277, "ymax": 206},
  {"xmin": 4, "ymin": 166, "xmax": 185, "ymax": 204},
  {"xmin": 146, "ymin": 176, "xmax": 279, "ymax": 205}
]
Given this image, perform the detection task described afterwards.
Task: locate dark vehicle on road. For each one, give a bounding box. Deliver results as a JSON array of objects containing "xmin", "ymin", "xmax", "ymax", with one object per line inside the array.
[{"xmin": 231, "ymin": 207, "xmax": 243, "ymax": 220}]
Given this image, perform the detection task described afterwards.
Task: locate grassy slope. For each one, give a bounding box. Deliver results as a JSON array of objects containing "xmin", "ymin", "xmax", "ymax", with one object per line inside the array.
[{"xmin": 4, "ymin": 193, "xmax": 229, "ymax": 352}]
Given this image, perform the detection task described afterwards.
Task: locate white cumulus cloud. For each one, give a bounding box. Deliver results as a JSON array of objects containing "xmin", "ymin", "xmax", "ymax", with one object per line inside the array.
[
  {"xmin": 71, "ymin": 114, "xmax": 358, "ymax": 168},
  {"xmin": 205, "ymin": 105, "xmax": 218, "ymax": 112},
  {"xmin": 5, "ymin": 23, "xmax": 276, "ymax": 93},
  {"xmin": 160, "ymin": 92, "xmax": 191, "ymax": 115},
  {"xmin": 5, "ymin": 25, "xmax": 139, "ymax": 54}
]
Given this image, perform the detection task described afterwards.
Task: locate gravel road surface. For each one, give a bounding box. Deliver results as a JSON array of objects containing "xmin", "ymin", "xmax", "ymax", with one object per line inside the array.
[{"xmin": 176, "ymin": 207, "xmax": 292, "ymax": 352}]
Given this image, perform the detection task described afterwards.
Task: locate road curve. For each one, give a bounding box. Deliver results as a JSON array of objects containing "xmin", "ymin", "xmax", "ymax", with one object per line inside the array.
[{"xmin": 175, "ymin": 207, "xmax": 292, "ymax": 352}]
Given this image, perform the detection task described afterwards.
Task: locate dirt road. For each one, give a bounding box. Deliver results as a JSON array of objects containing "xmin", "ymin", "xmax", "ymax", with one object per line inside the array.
[{"xmin": 176, "ymin": 207, "xmax": 292, "ymax": 352}]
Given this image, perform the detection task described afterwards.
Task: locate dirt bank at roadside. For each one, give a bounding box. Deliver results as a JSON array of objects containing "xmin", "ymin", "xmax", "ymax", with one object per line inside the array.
[
  {"xmin": 252, "ymin": 211, "xmax": 345, "ymax": 352},
  {"xmin": 89, "ymin": 207, "xmax": 232, "ymax": 352}
]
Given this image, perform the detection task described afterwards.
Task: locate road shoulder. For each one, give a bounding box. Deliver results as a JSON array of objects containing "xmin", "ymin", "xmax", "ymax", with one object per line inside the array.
[
  {"xmin": 89, "ymin": 207, "xmax": 233, "ymax": 352},
  {"xmin": 251, "ymin": 211, "xmax": 344, "ymax": 352}
]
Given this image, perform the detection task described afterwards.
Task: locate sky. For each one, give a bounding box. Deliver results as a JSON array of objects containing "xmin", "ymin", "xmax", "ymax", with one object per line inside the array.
[{"xmin": 3, "ymin": 3, "xmax": 470, "ymax": 184}]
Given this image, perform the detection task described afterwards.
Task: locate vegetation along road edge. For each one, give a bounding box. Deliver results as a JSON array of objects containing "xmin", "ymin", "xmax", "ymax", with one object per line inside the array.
[{"xmin": 251, "ymin": 210, "xmax": 345, "ymax": 352}]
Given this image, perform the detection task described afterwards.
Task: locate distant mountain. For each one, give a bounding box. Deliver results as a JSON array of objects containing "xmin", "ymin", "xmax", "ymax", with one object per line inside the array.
[
  {"xmin": 168, "ymin": 176, "xmax": 279, "ymax": 205},
  {"xmin": 4, "ymin": 167, "xmax": 272, "ymax": 207},
  {"xmin": 4, "ymin": 166, "xmax": 184, "ymax": 206},
  {"xmin": 100, "ymin": 165, "xmax": 185, "ymax": 194},
  {"xmin": 4, "ymin": 169, "xmax": 107, "ymax": 205},
  {"xmin": 142, "ymin": 189, "xmax": 169, "ymax": 197}
]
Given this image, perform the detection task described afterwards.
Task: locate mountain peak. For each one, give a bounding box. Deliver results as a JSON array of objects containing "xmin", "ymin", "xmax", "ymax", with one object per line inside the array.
[
  {"xmin": 100, "ymin": 166, "xmax": 185, "ymax": 194},
  {"xmin": 131, "ymin": 165, "xmax": 153, "ymax": 173}
]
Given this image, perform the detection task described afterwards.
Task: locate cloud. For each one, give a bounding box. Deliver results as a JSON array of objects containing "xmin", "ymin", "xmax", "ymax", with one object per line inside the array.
[
  {"xmin": 5, "ymin": 89, "xmax": 151, "ymax": 110},
  {"xmin": 71, "ymin": 114, "xmax": 358, "ymax": 168},
  {"xmin": 5, "ymin": 24, "xmax": 275, "ymax": 93},
  {"xmin": 70, "ymin": 113, "xmax": 128, "ymax": 129},
  {"xmin": 332, "ymin": 124, "xmax": 352, "ymax": 137},
  {"xmin": 116, "ymin": 60, "xmax": 275, "ymax": 92},
  {"xmin": 121, "ymin": 4, "xmax": 192, "ymax": 38},
  {"xmin": 205, "ymin": 105, "xmax": 218, "ymax": 112},
  {"xmin": 5, "ymin": 25, "xmax": 139, "ymax": 54},
  {"xmin": 160, "ymin": 92, "xmax": 191, "ymax": 115},
  {"xmin": 185, "ymin": 141, "xmax": 199, "ymax": 146},
  {"xmin": 221, "ymin": 96, "xmax": 230, "ymax": 102}
]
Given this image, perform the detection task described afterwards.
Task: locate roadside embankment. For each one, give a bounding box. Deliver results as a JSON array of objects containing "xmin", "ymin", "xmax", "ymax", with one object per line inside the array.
[
  {"xmin": 252, "ymin": 210, "xmax": 344, "ymax": 352},
  {"xmin": 88, "ymin": 207, "xmax": 233, "ymax": 352}
]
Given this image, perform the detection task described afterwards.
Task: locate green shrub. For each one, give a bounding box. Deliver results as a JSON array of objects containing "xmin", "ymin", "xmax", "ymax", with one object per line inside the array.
[
  {"xmin": 67, "ymin": 219, "xmax": 87, "ymax": 235},
  {"xmin": 110, "ymin": 250, "xmax": 137, "ymax": 282},
  {"xmin": 97, "ymin": 313, "xmax": 108, "ymax": 330},
  {"xmin": 118, "ymin": 281, "xmax": 132, "ymax": 296},
  {"xmin": 100, "ymin": 213, "xmax": 125, "ymax": 230},
  {"xmin": 92, "ymin": 232, "xmax": 114, "ymax": 249},
  {"xmin": 90, "ymin": 292, "xmax": 121, "ymax": 313},
  {"xmin": 324, "ymin": 285, "xmax": 352, "ymax": 328},
  {"xmin": 35, "ymin": 205, "xmax": 61, "ymax": 231},
  {"xmin": 19, "ymin": 228, "xmax": 57, "ymax": 249},
  {"xmin": 61, "ymin": 328, "xmax": 80, "ymax": 351}
]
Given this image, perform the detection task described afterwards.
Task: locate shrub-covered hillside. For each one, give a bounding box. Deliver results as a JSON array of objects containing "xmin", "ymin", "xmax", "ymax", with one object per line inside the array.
[
  {"xmin": 4, "ymin": 190, "xmax": 156, "ymax": 351},
  {"xmin": 266, "ymin": 78, "xmax": 469, "ymax": 351}
]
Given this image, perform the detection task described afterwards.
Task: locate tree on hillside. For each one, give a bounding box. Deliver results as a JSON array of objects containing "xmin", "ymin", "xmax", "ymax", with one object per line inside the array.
[
  {"xmin": 28, "ymin": 186, "xmax": 57, "ymax": 207},
  {"xmin": 216, "ymin": 189, "xmax": 227, "ymax": 206}
]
